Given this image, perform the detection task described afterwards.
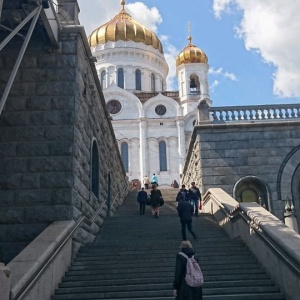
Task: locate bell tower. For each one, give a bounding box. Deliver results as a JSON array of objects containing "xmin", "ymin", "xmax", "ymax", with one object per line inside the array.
[{"xmin": 176, "ymin": 24, "xmax": 210, "ymax": 115}]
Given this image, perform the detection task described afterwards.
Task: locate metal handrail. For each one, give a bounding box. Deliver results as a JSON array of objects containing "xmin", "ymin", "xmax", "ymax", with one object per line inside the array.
[
  {"xmin": 13, "ymin": 184, "xmax": 128, "ymax": 300},
  {"xmin": 204, "ymin": 193, "xmax": 300, "ymax": 276}
]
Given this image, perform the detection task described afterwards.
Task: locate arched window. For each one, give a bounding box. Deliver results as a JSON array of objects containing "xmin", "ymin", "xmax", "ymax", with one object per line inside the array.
[
  {"xmin": 91, "ymin": 141, "xmax": 99, "ymax": 197},
  {"xmin": 121, "ymin": 142, "xmax": 129, "ymax": 172},
  {"xmin": 100, "ymin": 70, "xmax": 106, "ymax": 88},
  {"xmin": 161, "ymin": 79, "xmax": 164, "ymax": 92},
  {"xmin": 151, "ymin": 73, "xmax": 156, "ymax": 92},
  {"xmin": 135, "ymin": 69, "xmax": 141, "ymax": 90},
  {"xmin": 233, "ymin": 176, "xmax": 269, "ymax": 210},
  {"xmin": 159, "ymin": 141, "xmax": 167, "ymax": 171},
  {"xmin": 190, "ymin": 75, "xmax": 200, "ymax": 95},
  {"xmin": 117, "ymin": 68, "xmax": 124, "ymax": 89}
]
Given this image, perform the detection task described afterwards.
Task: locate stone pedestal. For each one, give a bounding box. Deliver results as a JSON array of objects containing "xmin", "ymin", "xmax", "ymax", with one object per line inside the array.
[{"xmin": 284, "ymin": 212, "xmax": 299, "ymax": 233}]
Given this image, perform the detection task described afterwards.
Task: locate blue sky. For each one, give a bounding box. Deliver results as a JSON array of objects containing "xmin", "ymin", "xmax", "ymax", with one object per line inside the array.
[{"xmin": 77, "ymin": 0, "xmax": 300, "ymax": 107}]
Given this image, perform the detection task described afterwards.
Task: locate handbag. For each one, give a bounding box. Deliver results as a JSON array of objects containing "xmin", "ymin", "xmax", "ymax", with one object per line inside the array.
[{"xmin": 159, "ymin": 197, "xmax": 164, "ymax": 207}]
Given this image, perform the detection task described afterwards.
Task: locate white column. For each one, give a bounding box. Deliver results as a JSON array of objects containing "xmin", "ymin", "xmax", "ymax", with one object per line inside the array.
[
  {"xmin": 128, "ymin": 140, "xmax": 132, "ymax": 176},
  {"xmin": 166, "ymin": 138, "xmax": 170, "ymax": 174},
  {"xmin": 139, "ymin": 118, "xmax": 147, "ymax": 182},
  {"xmin": 176, "ymin": 118, "xmax": 186, "ymax": 174}
]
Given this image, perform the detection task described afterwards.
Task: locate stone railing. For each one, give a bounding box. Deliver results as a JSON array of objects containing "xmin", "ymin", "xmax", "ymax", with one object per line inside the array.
[
  {"xmin": 202, "ymin": 188, "xmax": 300, "ymax": 300},
  {"xmin": 210, "ymin": 104, "xmax": 300, "ymax": 122}
]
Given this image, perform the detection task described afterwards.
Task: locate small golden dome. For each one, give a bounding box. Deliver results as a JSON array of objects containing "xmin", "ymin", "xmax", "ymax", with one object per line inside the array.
[
  {"xmin": 176, "ymin": 36, "xmax": 208, "ymax": 67},
  {"xmin": 88, "ymin": 1, "xmax": 163, "ymax": 54}
]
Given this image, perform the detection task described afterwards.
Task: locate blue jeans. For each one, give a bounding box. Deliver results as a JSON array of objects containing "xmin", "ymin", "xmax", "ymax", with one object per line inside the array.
[{"xmin": 191, "ymin": 199, "xmax": 199, "ymax": 216}]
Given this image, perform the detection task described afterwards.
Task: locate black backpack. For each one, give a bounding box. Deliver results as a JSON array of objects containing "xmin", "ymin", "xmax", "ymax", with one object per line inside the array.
[{"xmin": 176, "ymin": 191, "xmax": 185, "ymax": 202}]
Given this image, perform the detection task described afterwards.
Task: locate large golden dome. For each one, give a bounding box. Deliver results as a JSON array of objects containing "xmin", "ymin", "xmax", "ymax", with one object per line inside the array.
[
  {"xmin": 88, "ymin": 1, "xmax": 163, "ymax": 54},
  {"xmin": 176, "ymin": 36, "xmax": 208, "ymax": 67}
]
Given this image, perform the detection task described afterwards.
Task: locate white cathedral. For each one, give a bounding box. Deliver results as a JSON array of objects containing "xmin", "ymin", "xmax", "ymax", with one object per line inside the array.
[{"xmin": 87, "ymin": 1, "xmax": 211, "ymax": 186}]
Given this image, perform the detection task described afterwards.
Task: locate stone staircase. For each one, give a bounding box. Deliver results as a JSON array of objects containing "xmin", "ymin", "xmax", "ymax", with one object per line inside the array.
[{"xmin": 52, "ymin": 189, "xmax": 286, "ymax": 300}]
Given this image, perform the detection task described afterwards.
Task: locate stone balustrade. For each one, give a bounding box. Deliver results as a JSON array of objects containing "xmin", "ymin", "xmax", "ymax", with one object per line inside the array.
[
  {"xmin": 210, "ymin": 104, "xmax": 300, "ymax": 122},
  {"xmin": 202, "ymin": 188, "xmax": 300, "ymax": 300}
]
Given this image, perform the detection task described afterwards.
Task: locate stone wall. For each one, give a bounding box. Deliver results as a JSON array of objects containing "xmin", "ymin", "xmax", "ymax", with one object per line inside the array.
[
  {"xmin": 182, "ymin": 121, "xmax": 300, "ymax": 220},
  {"xmin": 0, "ymin": 25, "xmax": 127, "ymax": 263}
]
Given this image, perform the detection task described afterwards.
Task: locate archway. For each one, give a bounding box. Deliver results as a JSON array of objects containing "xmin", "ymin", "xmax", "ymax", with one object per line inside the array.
[{"xmin": 233, "ymin": 176, "xmax": 270, "ymax": 210}]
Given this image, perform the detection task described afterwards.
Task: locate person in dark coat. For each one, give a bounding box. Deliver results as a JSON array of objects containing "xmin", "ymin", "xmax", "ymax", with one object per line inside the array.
[
  {"xmin": 137, "ymin": 187, "xmax": 147, "ymax": 215},
  {"xmin": 173, "ymin": 241, "xmax": 203, "ymax": 300},
  {"xmin": 188, "ymin": 182, "xmax": 202, "ymax": 217},
  {"xmin": 176, "ymin": 184, "xmax": 189, "ymax": 204},
  {"xmin": 150, "ymin": 184, "xmax": 162, "ymax": 218},
  {"xmin": 177, "ymin": 196, "xmax": 197, "ymax": 241}
]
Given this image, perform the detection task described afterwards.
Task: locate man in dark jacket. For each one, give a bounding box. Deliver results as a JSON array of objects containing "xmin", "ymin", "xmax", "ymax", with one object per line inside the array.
[
  {"xmin": 176, "ymin": 184, "xmax": 189, "ymax": 203},
  {"xmin": 188, "ymin": 182, "xmax": 201, "ymax": 217},
  {"xmin": 137, "ymin": 187, "xmax": 147, "ymax": 215},
  {"xmin": 177, "ymin": 197, "xmax": 197, "ymax": 241}
]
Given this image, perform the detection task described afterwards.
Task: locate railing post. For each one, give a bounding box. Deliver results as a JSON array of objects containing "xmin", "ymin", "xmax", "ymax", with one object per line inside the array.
[
  {"xmin": 284, "ymin": 197, "xmax": 299, "ymax": 233},
  {"xmin": 197, "ymin": 99, "xmax": 210, "ymax": 123},
  {"xmin": 0, "ymin": 263, "xmax": 11, "ymax": 300}
]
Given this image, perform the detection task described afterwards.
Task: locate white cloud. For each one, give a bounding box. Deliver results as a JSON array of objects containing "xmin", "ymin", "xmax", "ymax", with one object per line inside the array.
[
  {"xmin": 77, "ymin": 0, "xmax": 162, "ymax": 35},
  {"xmin": 162, "ymin": 38, "xmax": 179, "ymax": 90},
  {"xmin": 127, "ymin": 2, "xmax": 162, "ymax": 33},
  {"xmin": 210, "ymin": 80, "xmax": 220, "ymax": 92},
  {"xmin": 213, "ymin": 0, "xmax": 300, "ymax": 98},
  {"xmin": 209, "ymin": 67, "xmax": 237, "ymax": 81},
  {"xmin": 213, "ymin": 0, "xmax": 233, "ymax": 18}
]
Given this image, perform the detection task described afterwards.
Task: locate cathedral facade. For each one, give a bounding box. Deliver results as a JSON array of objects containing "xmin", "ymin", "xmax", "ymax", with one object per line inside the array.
[{"xmin": 87, "ymin": 1, "xmax": 210, "ymax": 186}]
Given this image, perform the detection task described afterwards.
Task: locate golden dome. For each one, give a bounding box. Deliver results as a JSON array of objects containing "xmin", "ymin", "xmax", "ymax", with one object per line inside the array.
[
  {"xmin": 176, "ymin": 36, "xmax": 208, "ymax": 67},
  {"xmin": 88, "ymin": 1, "xmax": 163, "ymax": 54}
]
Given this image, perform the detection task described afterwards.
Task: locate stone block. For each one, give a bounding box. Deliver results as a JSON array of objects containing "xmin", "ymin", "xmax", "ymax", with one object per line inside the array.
[
  {"xmin": 61, "ymin": 41, "xmax": 77, "ymax": 54},
  {"xmin": 9, "ymin": 82, "xmax": 36, "ymax": 97},
  {"xmin": 40, "ymin": 172, "xmax": 72, "ymax": 189},
  {"xmin": 24, "ymin": 205, "xmax": 71, "ymax": 222},
  {"xmin": 4, "ymin": 97, "xmax": 27, "ymax": 112},
  {"xmin": 0, "ymin": 191, "xmax": 14, "ymax": 207},
  {"xmin": 44, "ymin": 125, "xmax": 73, "ymax": 141},
  {"xmin": 37, "ymin": 82, "xmax": 75, "ymax": 96},
  {"xmin": 20, "ymin": 174, "xmax": 41, "ymax": 189},
  {"xmin": 49, "ymin": 141, "xmax": 73, "ymax": 156},
  {"xmin": 47, "ymin": 68, "xmax": 76, "ymax": 82},
  {"xmin": 0, "ymin": 174, "xmax": 21, "ymax": 189},
  {"xmin": 73, "ymin": 175, "xmax": 90, "ymax": 200},
  {"xmin": 15, "ymin": 126, "xmax": 45, "ymax": 141},
  {"xmin": 0, "ymin": 111, "xmax": 30, "ymax": 127},
  {"xmin": 20, "ymin": 68, "xmax": 47, "ymax": 82},
  {"xmin": 0, "ymin": 128, "xmax": 17, "ymax": 142},
  {"xmin": 15, "ymin": 190, "xmax": 52, "ymax": 206},
  {"xmin": 52, "ymin": 188, "xmax": 72, "ymax": 205},
  {"xmin": 0, "ymin": 207, "xmax": 25, "ymax": 224},
  {"xmin": 30, "ymin": 111, "xmax": 74, "ymax": 126},
  {"xmin": 17, "ymin": 142, "xmax": 49, "ymax": 157},
  {"xmin": 20, "ymin": 55, "xmax": 37, "ymax": 68},
  {"xmin": 0, "ymin": 143, "xmax": 17, "ymax": 158},
  {"xmin": 28, "ymin": 157, "xmax": 72, "ymax": 173}
]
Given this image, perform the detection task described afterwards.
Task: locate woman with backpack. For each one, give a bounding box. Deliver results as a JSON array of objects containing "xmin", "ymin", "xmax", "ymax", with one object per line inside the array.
[{"xmin": 173, "ymin": 240, "xmax": 203, "ymax": 300}]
